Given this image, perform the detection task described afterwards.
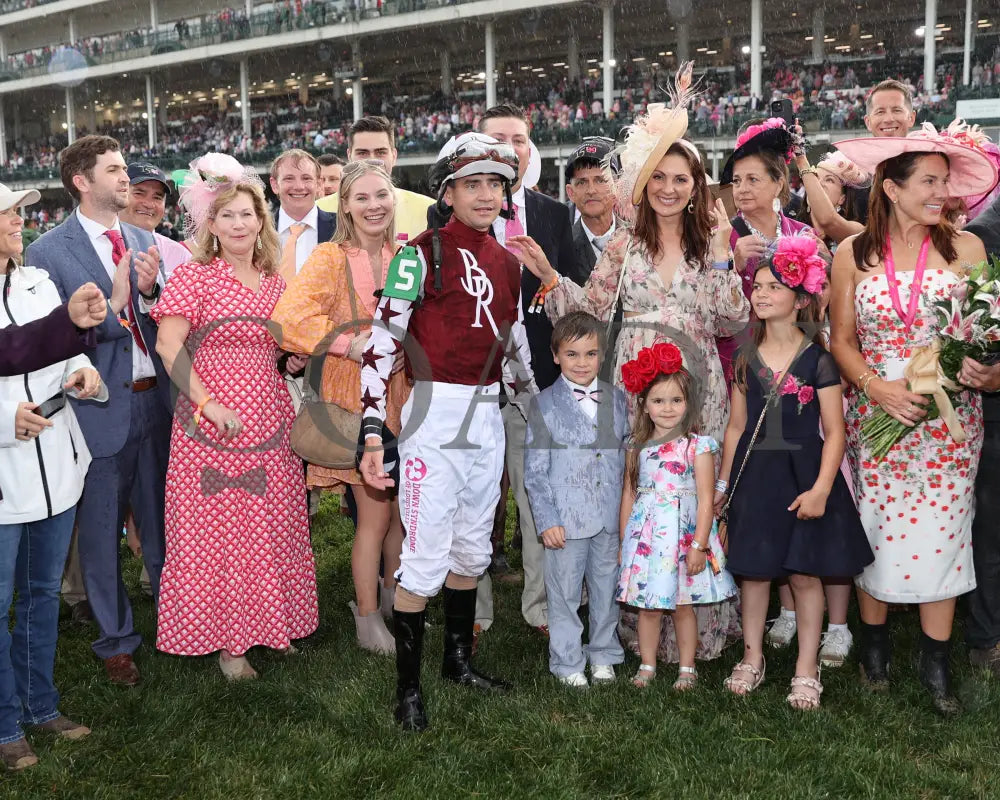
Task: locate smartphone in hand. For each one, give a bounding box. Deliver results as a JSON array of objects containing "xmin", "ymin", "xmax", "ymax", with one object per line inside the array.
[{"xmin": 771, "ymin": 98, "xmax": 795, "ymax": 127}]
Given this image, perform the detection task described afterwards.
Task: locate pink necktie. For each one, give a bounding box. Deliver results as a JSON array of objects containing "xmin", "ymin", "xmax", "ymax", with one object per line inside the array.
[
  {"xmin": 504, "ymin": 202, "xmax": 524, "ymax": 249},
  {"xmin": 104, "ymin": 229, "xmax": 149, "ymax": 356}
]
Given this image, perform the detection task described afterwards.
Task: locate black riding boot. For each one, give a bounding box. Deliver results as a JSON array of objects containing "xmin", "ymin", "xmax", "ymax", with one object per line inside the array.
[
  {"xmin": 441, "ymin": 587, "xmax": 511, "ymax": 692},
  {"xmin": 918, "ymin": 632, "xmax": 961, "ymax": 717},
  {"xmin": 859, "ymin": 621, "xmax": 891, "ymax": 689},
  {"xmin": 393, "ymin": 609, "xmax": 428, "ymax": 732}
]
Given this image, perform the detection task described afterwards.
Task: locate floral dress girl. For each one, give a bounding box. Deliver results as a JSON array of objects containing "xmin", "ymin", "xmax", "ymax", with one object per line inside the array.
[{"xmin": 617, "ymin": 435, "xmax": 737, "ymax": 609}]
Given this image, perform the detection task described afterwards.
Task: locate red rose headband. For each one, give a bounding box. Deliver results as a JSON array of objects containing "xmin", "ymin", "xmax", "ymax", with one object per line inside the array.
[
  {"xmin": 621, "ymin": 342, "xmax": 684, "ymax": 395},
  {"xmin": 768, "ymin": 235, "xmax": 827, "ymax": 296}
]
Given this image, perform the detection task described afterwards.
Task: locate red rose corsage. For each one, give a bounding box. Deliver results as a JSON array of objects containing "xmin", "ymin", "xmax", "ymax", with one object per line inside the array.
[{"xmin": 621, "ymin": 342, "xmax": 684, "ymax": 394}]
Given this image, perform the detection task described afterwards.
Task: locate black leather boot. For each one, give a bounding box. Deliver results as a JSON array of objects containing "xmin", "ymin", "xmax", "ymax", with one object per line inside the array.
[
  {"xmin": 441, "ymin": 587, "xmax": 511, "ymax": 692},
  {"xmin": 858, "ymin": 621, "xmax": 891, "ymax": 689},
  {"xmin": 393, "ymin": 609, "xmax": 428, "ymax": 732},
  {"xmin": 918, "ymin": 632, "xmax": 961, "ymax": 717}
]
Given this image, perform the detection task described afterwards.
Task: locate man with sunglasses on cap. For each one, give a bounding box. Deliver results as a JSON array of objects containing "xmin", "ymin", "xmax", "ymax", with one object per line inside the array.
[
  {"xmin": 358, "ymin": 132, "xmax": 536, "ymax": 733},
  {"xmin": 564, "ymin": 137, "xmax": 619, "ymax": 282},
  {"xmin": 120, "ymin": 163, "xmax": 191, "ymax": 281}
]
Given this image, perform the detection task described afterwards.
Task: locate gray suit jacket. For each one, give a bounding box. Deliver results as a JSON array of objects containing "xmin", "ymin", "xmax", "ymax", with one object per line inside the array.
[
  {"xmin": 523, "ymin": 377, "xmax": 628, "ymax": 538},
  {"xmin": 26, "ymin": 211, "xmax": 172, "ymax": 458}
]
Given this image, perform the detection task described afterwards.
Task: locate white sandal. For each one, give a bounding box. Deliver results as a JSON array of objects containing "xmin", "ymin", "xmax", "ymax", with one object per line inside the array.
[
  {"xmin": 673, "ymin": 665, "xmax": 698, "ymax": 691},
  {"xmin": 632, "ymin": 663, "xmax": 656, "ymax": 688},
  {"xmin": 724, "ymin": 657, "xmax": 766, "ymax": 695},
  {"xmin": 786, "ymin": 668, "xmax": 824, "ymax": 711}
]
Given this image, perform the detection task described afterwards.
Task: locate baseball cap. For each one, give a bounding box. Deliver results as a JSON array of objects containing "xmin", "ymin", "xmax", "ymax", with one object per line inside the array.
[
  {"xmin": 127, "ymin": 162, "xmax": 171, "ymax": 192},
  {"xmin": 565, "ymin": 137, "xmax": 617, "ymax": 181}
]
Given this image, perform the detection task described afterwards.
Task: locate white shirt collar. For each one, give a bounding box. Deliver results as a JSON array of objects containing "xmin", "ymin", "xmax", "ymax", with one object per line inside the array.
[
  {"xmin": 580, "ymin": 218, "xmax": 615, "ymax": 244},
  {"xmin": 77, "ymin": 209, "xmax": 121, "ymax": 240},
  {"xmin": 561, "ymin": 374, "xmax": 599, "ymax": 393},
  {"xmin": 510, "ymin": 185, "xmax": 526, "ymax": 209},
  {"xmin": 277, "ymin": 205, "xmax": 319, "ymax": 235}
]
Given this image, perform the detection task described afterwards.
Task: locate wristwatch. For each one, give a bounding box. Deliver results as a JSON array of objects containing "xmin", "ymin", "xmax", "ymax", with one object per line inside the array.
[{"xmin": 139, "ymin": 283, "xmax": 161, "ymax": 302}]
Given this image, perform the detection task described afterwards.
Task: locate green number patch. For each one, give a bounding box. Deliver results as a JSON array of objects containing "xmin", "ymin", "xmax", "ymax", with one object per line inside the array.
[{"xmin": 382, "ymin": 246, "xmax": 423, "ymax": 301}]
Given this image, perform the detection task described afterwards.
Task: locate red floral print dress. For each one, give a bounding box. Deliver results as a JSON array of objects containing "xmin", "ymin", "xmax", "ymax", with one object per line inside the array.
[{"xmin": 845, "ymin": 270, "xmax": 982, "ymax": 602}]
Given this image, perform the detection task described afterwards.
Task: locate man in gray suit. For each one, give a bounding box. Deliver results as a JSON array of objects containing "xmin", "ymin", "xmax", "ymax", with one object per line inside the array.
[
  {"xmin": 523, "ymin": 312, "xmax": 628, "ymax": 687},
  {"xmin": 26, "ymin": 135, "xmax": 172, "ymax": 687}
]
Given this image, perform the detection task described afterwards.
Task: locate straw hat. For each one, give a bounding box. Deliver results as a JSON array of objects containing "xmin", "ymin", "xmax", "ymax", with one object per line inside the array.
[{"xmin": 613, "ymin": 62, "xmax": 697, "ymax": 220}]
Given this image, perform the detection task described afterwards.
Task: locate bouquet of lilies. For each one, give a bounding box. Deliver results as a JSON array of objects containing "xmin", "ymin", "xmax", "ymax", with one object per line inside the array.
[{"xmin": 862, "ymin": 256, "xmax": 1000, "ymax": 461}]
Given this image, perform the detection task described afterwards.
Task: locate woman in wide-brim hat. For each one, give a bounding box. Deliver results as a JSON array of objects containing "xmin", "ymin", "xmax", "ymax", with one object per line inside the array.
[
  {"xmin": 514, "ymin": 63, "xmax": 748, "ymax": 671},
  {"xmin": 792, "ymin": 150, "xmax": 872, "ymax": 250},
  {"xmin": 717, "ymin": 118, "xmax": 822, "ymax": 384},
  {"xmin": 829, "ymin": 124, "xmax": 994, "ymax": 716}
]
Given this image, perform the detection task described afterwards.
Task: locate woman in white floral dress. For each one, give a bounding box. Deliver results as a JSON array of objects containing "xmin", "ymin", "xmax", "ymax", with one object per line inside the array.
[
  {"xmin": 514, "ymin": 75, "xmax": 749, "ymax": 661},
  {"xmin": 831, "ymin": 130, "xmax": 995, "ymax": 714}
]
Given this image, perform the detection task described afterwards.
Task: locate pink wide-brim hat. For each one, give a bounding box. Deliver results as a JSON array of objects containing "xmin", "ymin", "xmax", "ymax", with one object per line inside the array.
[{"xmin": 835, "ymin": 130, "xmax": 998, "ymax": 198}]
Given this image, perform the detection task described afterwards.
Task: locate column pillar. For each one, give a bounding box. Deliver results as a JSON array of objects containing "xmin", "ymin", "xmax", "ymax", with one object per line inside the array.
[
  {"xmin": 677, "ymin": 21, "xmax": 690, "ymax": 64},
  {"xmin": 963, "ymin": 0, "xmax": 974, "ymax": 85},
  {"xmin": 351, "ymin": 40, "xmax": 363, "ymax": 121},
  {"xmin": 750, "ymin": 0, "xmax": 762, "ymax": 101},
  {"xmin": 602, "ymin": 1, "xmax": 614, "ymax": 114},
  {"xmin": 567, "ymin": 27, "xmax": 580, "ymax": 81},
  {"xmin": 245, "ymin": 0, "xmax": 252, "ymax": 16},
  {"xmin": 811, "ymin": 6, "xmax": 824, "ymax": 61},
  {"xmin": 485, "ymin": 21, "xmax": 496, "ymax": 109},
  {"xmin": 0, "ymin": 98, "xmax": 7, "ymax": 167},
  {"xmin": 69, "ymin": 14, "xmax": 77, "ymax": 45},
  {"xmin": 558, "ymin": 155, "xmax": 566, "ymax": 203},
  {"xmin": 13, "ymin": 102, "xmax": 20, "ymax": 146},
  {"xmin": 149, "ymin": 0, "xmax": 158, "ymax": 31},
  {"xmin": 146, "ymin": 74, "xmax": 156, "ymax": 149},
  {"xmin": 924, "ymin": 0, "xmax": 937, "ymax": 94},
  {"xmin": 441, "ymin": 49, "xmax": 452, "ymax": 96},
  {"xmin": 65, "ymin": 87, "xmax": 76, "ymax": 143},
  {"xmin": 0, "ymin": 33, "xmax": 7, "ymax": 64},
  {"xmin": 239, "ymin": 58, "xmax": 251, "ymax": 137}
]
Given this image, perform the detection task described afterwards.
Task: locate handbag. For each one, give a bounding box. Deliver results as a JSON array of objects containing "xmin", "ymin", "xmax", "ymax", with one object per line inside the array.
[
  {"xmin": 717, "ymin": 347, "xmax": 802, "ymax": 552},
  {"xmin": 289, "ymin": 251, "xmax": 366, "ymax": 470}
]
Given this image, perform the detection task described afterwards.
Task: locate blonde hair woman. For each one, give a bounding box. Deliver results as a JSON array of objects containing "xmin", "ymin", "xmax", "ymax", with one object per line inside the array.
[
  {"xmin": 272, "ymin": 160, "xmax": 410, "ymax": 655},
  {"xmin": 152, "ymin": 154, "xmax": 318, "ymax": 681}
]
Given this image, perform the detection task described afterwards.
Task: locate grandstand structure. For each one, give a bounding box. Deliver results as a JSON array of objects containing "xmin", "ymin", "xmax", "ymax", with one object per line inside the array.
[{"xmin": 0, "ymin": 0, "xmax": 998, "ymax": 195}]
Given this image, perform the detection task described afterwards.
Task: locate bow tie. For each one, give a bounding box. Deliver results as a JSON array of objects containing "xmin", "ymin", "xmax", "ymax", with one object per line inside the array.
[
  {"xmin": 200, "ymin": 466, "xmax": 267, "ymax": 497},
  {"xmin": 573, "ymin": 387, "xmax": 603, "ymax": 403}
]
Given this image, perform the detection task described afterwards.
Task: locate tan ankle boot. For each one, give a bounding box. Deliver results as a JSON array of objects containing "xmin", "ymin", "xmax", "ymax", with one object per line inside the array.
[
  {"xmin": 350, "ymin": 601, "xmax": 395, "ymax": 655},
  {"xmin": 379, "ymin": 584, "xmax": 395, "ymax": 621}
]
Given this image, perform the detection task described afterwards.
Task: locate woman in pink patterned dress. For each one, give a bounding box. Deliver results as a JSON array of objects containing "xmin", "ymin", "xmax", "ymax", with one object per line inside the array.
[
  {"xmin": 152, "ymin": 155, "xmax": 317, "ymax": 680},
  {"xmin": 830, "ymin": 130, "xmax": 995, "ymax": 714}
]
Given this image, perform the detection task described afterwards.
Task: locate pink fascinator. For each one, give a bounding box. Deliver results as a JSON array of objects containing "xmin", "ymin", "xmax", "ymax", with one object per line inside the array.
[
  {"xmin": 815, "ymin": 151, "xmax": 872, "ymax": 190},
  {"xmin": 179, "ymin": 153, "xmax": 265, "ymax": 240},
  {"xmin": 769, "ymin": 235, "xmax": 827, "ymax": 296}
]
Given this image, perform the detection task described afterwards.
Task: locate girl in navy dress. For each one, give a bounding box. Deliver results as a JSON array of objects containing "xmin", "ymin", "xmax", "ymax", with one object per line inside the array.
[{"xmin": 716, "ymin": 237, "xmax": 872, "ymax": 710}]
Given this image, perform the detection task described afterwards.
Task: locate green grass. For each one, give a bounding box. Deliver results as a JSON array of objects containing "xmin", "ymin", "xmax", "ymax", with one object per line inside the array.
[{"xmin": 5, "ymin": 494, "xmax": 1000, "ymax": 799}]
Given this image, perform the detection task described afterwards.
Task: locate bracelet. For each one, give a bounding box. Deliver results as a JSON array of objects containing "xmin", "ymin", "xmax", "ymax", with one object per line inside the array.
[
  {"xmin": 715, "ymin": 479, "xmax": 729, "ymax": 492},
  {"xmin": 689, "ymin": 540, "xmax": 709, "ymax": 552},
  {"xmin": 193, "ymin": 396, "xmax": 211, "ymax": 427},
  {"xmin": 711, "ymin": 259, "xmax": 731, "ymax": 271},
  {"xmin": 861, "ymin": 373, "xmax": 878, "ymax": 396},
  {"xmin": 529, "ymin": 275, "xmax": 560, "ymax": 314},
  {"xmin": 799, "ymin": 166, "xmax": 819, "ymax": 178}
]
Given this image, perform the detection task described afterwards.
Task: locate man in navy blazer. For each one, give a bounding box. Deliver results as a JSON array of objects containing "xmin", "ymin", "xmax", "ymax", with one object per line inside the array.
[
  {"xmin": 26, "ymin": 135, "xmax": 172, "ymax": 687},
  {"xmin": 269, "ymin": 148, "xmax": 336, "ymax": 277}
]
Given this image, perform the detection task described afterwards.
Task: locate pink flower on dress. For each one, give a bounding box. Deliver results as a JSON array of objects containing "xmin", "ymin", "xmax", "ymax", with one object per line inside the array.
[
  {"xmin": 635, "ymin": 542, "xmax": 652, "ymax": 556},
  {"xmin": 666, "ymin": 461, "xmax": 686, "ymax": 475},
  {"xmin": 797, "ymin": 385, "xmax": 815, "ymax": 405},
  {"xmin": 780, "ymin": 375, "xmax": 799, "ymax": 395}
]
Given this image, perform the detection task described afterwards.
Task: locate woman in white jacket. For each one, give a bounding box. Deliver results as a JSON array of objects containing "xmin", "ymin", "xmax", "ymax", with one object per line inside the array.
[{"xmin": 0, "ymin": 185, "xmax": 104, "ymax": 772}]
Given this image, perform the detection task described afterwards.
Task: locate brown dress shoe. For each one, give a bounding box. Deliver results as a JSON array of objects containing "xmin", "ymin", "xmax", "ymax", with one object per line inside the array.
[
  {"xmin": 71, "ymin": 600, "xmax": 94, "ymax": 623},
  {"xmin": 1, "ymin": 738, "xmax": 38, "ymax": 772},
  {"xmin": 104, "ymin": 654, "xmax": 141, "ymax": 686},
  {"xmin": 969, "ymin": 642, "xmax": 1000, "ymax": 675},
  {"xmin": 30, "ymin": 715, "xmax": 91, "ymax": 740}
]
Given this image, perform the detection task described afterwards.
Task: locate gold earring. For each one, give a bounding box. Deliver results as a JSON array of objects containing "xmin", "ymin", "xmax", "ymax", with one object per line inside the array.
[
  {"xmin": 256, "ymin": 235, "xmax": 263, "ymax": 251},
  {"xmin": 212, "ymin": 235, "xmax": 218, "ymax": 251}
]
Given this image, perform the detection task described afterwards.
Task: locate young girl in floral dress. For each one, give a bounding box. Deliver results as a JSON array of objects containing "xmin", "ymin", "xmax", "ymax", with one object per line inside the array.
[
  {"xmin": 616, "ymin": 343, "xmax": 736, "ymax": 690},
  {"xmin": 716, "ymin": 238, "xmax": 872, "ymax": 710}
]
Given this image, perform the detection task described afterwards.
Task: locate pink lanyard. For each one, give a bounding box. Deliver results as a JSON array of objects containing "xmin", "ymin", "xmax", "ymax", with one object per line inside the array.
[{"xmin": 884, "ymin": 234, "xmax": 930, "ymax": 330}]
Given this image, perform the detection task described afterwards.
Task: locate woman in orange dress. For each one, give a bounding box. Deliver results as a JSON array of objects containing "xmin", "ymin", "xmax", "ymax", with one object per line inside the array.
[{"xmin": 272, "ymin": 161, "xmax": 410, "ymax": 654}]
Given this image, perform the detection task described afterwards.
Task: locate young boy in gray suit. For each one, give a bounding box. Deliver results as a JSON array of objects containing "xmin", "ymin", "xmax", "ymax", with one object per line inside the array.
[{"xmin": 524, "ymin": 311, "xmax": 628, "ymax": 687}]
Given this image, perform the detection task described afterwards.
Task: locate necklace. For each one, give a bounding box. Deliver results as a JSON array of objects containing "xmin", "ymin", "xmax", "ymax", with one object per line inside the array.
[
  {"xmin": 884, "ymin": 233, "xmax": 930, "ymax": 330},
  {"xmin": 740, "ymin": 211, "xmax": 781, "ymax": 242}
]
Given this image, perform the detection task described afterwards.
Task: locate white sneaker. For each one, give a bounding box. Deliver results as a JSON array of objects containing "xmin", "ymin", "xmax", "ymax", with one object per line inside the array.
[
  {"xmin": 819, "ymin": 627, "xmax": 854, "ymax": 668},
  {"xmin": 590, "ymin": 664, "xmax": 616, "ymax": 683},
  {"xmin": 765, "ymin": 614, "xmax": 797, "ymax": 648},
  {"xmin": 558, "ymin": 671, "xmax": 589, "ymax": 688}
]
